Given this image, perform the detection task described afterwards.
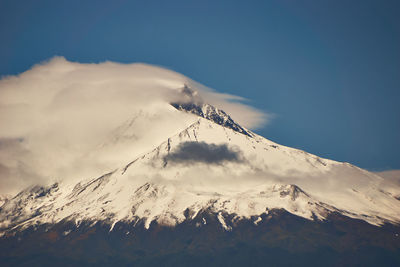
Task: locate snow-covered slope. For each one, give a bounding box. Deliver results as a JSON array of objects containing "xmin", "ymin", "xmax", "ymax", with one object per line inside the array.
[
  {"xmin": 1, "ymin": 89, "xmax": 400, "ymax": 234},
  {"xmin": 0, "ymin": 195, "xmax": 10, "ymax": 208}
]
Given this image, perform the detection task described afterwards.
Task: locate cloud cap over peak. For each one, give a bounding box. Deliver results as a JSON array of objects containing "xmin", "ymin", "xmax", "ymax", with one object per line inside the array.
[{"xmin": 0, "ymin": 57, "xmax": 268, "ymax": 195}]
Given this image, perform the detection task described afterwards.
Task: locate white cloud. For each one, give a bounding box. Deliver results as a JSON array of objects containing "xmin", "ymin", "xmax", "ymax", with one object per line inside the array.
[{"xmin": 0, "ymin": 57, "xmax": 269, "ymax": 195}]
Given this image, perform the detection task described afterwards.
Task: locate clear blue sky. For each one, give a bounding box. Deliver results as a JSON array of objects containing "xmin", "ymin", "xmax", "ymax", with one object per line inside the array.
[{"xmin": 1, "ymin": 0, "xmax": 399, "ymax": 170}]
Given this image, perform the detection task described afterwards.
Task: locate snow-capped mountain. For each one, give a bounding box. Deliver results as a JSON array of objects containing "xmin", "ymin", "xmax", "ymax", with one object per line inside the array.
[{"xmin": 1, "ymin": 85, "xmax": 399, "ymax": 236}]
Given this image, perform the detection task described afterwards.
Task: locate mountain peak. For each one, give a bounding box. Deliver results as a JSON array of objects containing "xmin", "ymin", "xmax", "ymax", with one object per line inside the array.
[
  {"xmin": 171, "ymin": 101, "xmax": 253, "ymax": 137},
  {"xmin": 171, "ymin": 84, "xmax": 252, "ymax": 137}
]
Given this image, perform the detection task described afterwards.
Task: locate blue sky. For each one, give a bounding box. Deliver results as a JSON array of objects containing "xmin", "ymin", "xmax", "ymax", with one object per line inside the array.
[{"xmin": 0, "ymin": 0, "xmax": 399, "ymax": 170}]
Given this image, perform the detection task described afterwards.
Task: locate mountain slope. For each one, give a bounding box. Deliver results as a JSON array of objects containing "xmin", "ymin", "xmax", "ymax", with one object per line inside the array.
[{"xmin": 1, "ymin": 100, "xmax": 399, "ymax": 235}]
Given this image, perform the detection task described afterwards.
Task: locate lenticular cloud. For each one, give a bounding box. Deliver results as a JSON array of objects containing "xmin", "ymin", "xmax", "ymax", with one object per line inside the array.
[{"xmin": 0, "ymin": 57, "xmax": 267, "ymax": 194}]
